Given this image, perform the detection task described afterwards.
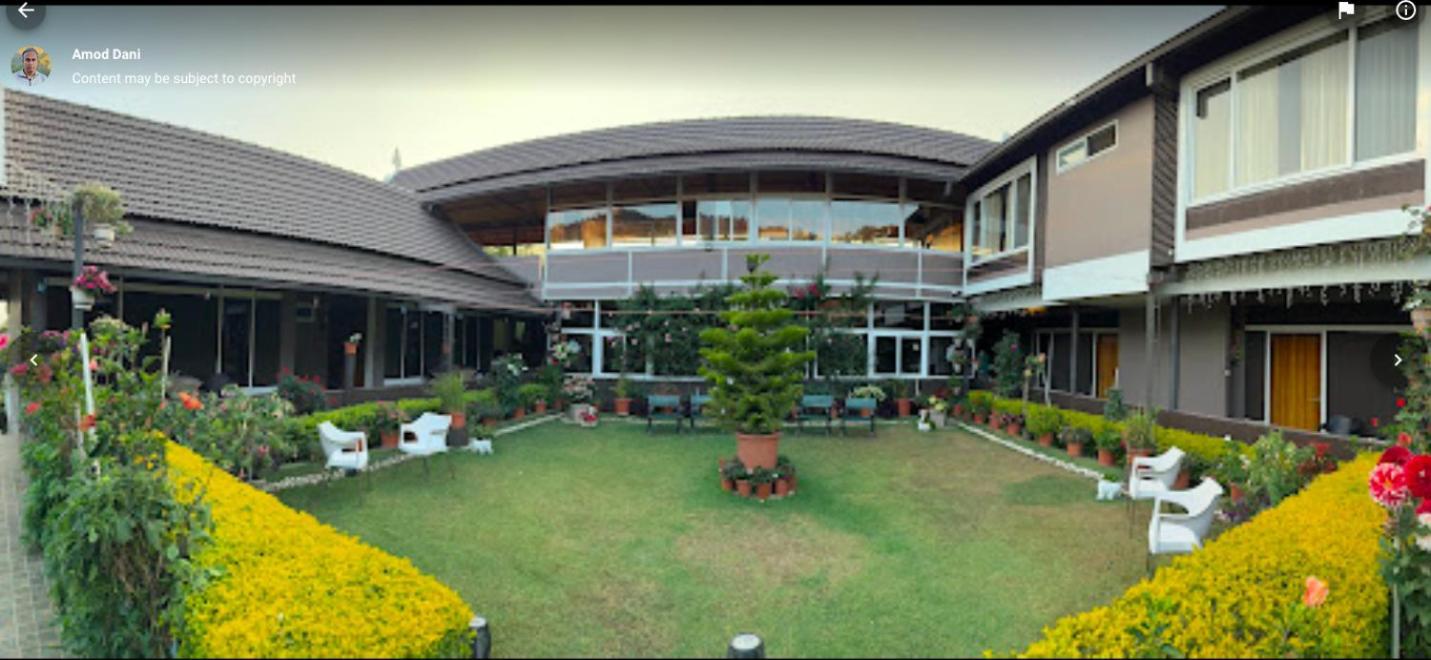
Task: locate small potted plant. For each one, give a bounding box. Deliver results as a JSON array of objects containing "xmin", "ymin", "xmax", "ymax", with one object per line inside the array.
[
  {"xmin": 1122, "ymin": 407, "xmax": 1159, "ymax": 466},
  {"xmin": 343, "ymin": 332, "xmax": 362, "ymax": 358},
  {"xmin": 720, "ymin": 457, "xmax": 744, "ymax": 492},
  {"xmin": 774, "ymin": 455, "xmax": 796, "ymax": 497},
  {"xmin": 989, "ymin": 410, "xmax": 1006, "ymax": 432},
  {"xmin": 887, "ymin": 379, "xmax": 913, "ymax": 417},
  {"xmin": 734, "ymin": 465, "xmax": 753, "ymax": 497},
  {"xmin": 849, "ymin": 384, "xmax": 886, "ymax": 417},
  {"xmin": 1059, "ymin": 426, "xmax": 1091, "ymax": 458},
  {"xmin": 71, "ymin": 182, "xmax": 131, "ymax": 247},
  {"xmin": 431, "ymin": 371, "xmax": 468, "ymax": 445},
  {"xmin": 969, "ymin": 392, "xmax": 992, "ymax": 425},
  {"xmin": 1093, "ymin": 426, "xmax": 1122, "ymax": 467},
  {"xmin": 1005, "ymin": 411, "xmax": 1024, "ymax": 438},
  {"xmin": 370, "ymin": 401, "xmax": 408, "ymax": 449},
  {"xmin": 1027, "ymin": 406, "xmax": 1062, "ymax": 447},
  {"xmin": 471, "ymin": 397, "xmax": 503, "ymax": 431},
  {"xmin": 750, "ymin": 467, "xmax": 776, "ymax": 501},
  {"xmin": 71, "ymin": 265, "xmax": 116, "ymax": 311},
  {"xmin": 925, "ymin": 396, "xmax": 949, "ymax": 428},
  {"xmin": 614, "ymin": 374, "xmax": 634, "ymax": 416},
  {"xmin": 1211, "ymin": 451, "xmax": 1250, "ymax": 502},
  {"xmin": 517, "ymin": 383, "xmax": 546, "ymax": 419}
]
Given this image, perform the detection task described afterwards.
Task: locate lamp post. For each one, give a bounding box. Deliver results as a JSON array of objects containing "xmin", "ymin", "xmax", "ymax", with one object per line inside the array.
[{"xmin": 70, "ymin": 198, "xmax": 85, "ymax": 330}]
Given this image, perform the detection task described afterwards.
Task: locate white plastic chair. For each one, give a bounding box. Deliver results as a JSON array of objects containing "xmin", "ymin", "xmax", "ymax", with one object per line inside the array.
[
  {"xmin": 400, "ymin": 412, "xmax": 453, "ymax": 477},
  {"xmin": 1148, "ymin": 477, "xmax": 1224, "ymax": 568},
  {"xmin": 1129, "ymin": 446, "xmax": 1186, "ymax": 500},
  {"xmin": 318, "ymin": 421, "xmax": 369, "ymax": 487}
]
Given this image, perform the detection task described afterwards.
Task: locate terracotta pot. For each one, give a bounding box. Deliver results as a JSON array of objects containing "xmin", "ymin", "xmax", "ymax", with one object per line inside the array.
[
  {"xmin": 721, "ymin": 478, "xmax": 734, "ymax": 492},
  {"xmin": 1098, "ymin": 448, "xmax": 1115, "ymax": 466},
  {"xmin": 512, "ymin": 408, "xmax": 526, "ymax": 421},
  {"xmin": 860, "ymin": 408, "xmax": 873, "ymax": 418},
  {"xmin": 481, "ymin": 417, "xmax": 497, "ymax": 429},
  {"xmin": 1126, "ymin": 446, "xmax": 1153, "ymax": 466},
  {"xmin": 755, "ymin": 482, "xmax": 772, "ymax": 501},
  {"xmin": 1037, "ymin": 433, "xmax": 1054, "ymax": 447},
  {"xmin": 534, "ymin": 400, "xmax": 548, "ymax": 415},
  {"xmin": 774, "ymin": 477, "xmax": 791, "ymax": 497},
  {"xmin": 343, "ymin": 342, "xmax": 359, "ymax": 356},
  {"xmin": 736, "ymin": 479, "xmax": 751, "ymax": 497},
  {"xmin": 1174, "ymin": 469, "xmax": 1191, "ymax": 490},
  {"xmin": 1414, "ymin": 307, "xmax": 1431, "ymax": 333},
  {"xmin": 896, "ymin": 398, "xmax": 913, "ymax": 417},
  {"xmin": 736, "ymin": 432, "xmax": 780, "ymax": 471},
  {"xmin": 615, "ymin": 398, "xmax": 632, "ymax": 416},
  {"xmin": 1229, "ymin": 483, "xmax": 1244, "ymax": 502},
  {"xmin": 380, "ymin": 430, "xmax": 399, "ymax": 449},
  {"xmin": 450, "ymin": 412, "xmax": 467, "ymax": 429},
  {"xmin": 973, "ymin": 414, "xmax": 986, "ymax": 425},
  {"xmin": 1066, "ymin": 442, "xmax": 1084, "ymax": 458},
  {"xmin": 718, "ymin": 457, "xmax": 727, "ymax": 474},
  {"xmin": 990, "ymin": 418, "xmax": 1005, "ymax": 431},
  {"xmin": 1007, "ymin": 423, "xmax": 1022, "ymax": 437}
]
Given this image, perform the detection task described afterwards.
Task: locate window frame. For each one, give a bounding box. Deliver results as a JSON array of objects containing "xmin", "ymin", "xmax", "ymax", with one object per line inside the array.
[
  {"xmin": 1055, "ymin": 120, "xmax": 1119, "ymax": 174},
  {"xmin": 1181, "ymin": 8, "xmax": 1419, "ymax": 209},
  {"xmin": 964, "ymin": 156, "xmax": 1037, "ymax": 266}
]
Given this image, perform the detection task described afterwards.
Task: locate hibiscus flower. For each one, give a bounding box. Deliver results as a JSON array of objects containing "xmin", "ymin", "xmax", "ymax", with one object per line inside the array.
[
  {"xmin": 24, "ymin": 401, "xmax": 40, "ymax": 415},
  {"xmin": 1370, "ymin": 462, "xmax": 1409, "ymax": 508},
  {"xmin": 1405, "ymin": 454, "xmax": 1431, "ymax": 500},
  {"xmin": 1381, "ymin": 445, "xmax": 1413, "ymax": 466}
]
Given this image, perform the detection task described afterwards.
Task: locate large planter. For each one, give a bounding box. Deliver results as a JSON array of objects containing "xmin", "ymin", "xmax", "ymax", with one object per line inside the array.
[
  {"xmin": 896, "ymin": 398, "xmax": 913, "ymax": 417},
  {"xmin": 450, "ymin": 412, "xmax": 467, "ymax": 430},
  {"xmin": 736, "ymin": 432, "xmax": 780, "ymax": 471},
  {"xmin": 1066, "ymin": 442, "xmax": 1084, "ymax": 458},
  {"xmin": 380, "ymin": 430, "xmax": 399, "ymax": 450},
  {"xmin": 1173, "ymin": 468, "xmax": 1191, "ymax": 490},
  {"xmin": 930, "ymin": 410, "xmax": 948, "ymax": 428},
  {"xmin": 534, "ymin": 400, "xmax": 548, "ymax": 415},
  {"xmin": 1097, "ymin": 448, "xmax": 1116, "ymax": 467},
  {"xmin": 615, "ymin": 398, "xmax": 632, "ymax": 416},
  {"xmin": 1037, "ymin": 433, "xmax": 1054, "ymax": 447},
  {"xmin": 1414, "ymin": 307, "xmax": 1431, "ymax": 333},
  {"xmin": 93, "ymin": 224, "xmax": 117, "ymax": 246}
]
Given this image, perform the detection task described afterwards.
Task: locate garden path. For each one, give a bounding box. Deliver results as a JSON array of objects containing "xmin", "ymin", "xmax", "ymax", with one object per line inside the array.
[{"xmin": 0, "ymin": 432, "xmax": 64, "ymax": 657}]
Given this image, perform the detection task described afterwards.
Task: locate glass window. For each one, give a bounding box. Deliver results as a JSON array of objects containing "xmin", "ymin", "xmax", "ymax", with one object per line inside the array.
[
  {"xmin": 1355, "ymin": 18, "xmax": 1418, "ymax": 160},
  {"xmin": 695, "ymin": 199, "xmax": 751, "ymax": 241},
  {"xmin": 969, "ymin": 201, "xmax": 982, "ymax": 256},
  {"xmin": 1057, "ymin": 141, "xmax": 1087, "ymax": 171},
  {"xmin": 220, "ymin": 298, "xmax": 252, "ymax": 386},
  {"xmin": 929, "ymin": 303, "xmax": 957, "ymax": 331},
  {"xmin": 423, "ymin": 312, "xmax": 444, "ymax": 376},
  {"xmin": 875, "ymin": 302, "xmax": 924, "ymax": 330},
  {"xmin": 975, "ymin": 184, "xmax": 1008, "ymax": 256},
  {"xmin": 1193, "ymin": 80, "xmax": 1232, "ymax": 199},
  {"xmin": 611, "ymin": 203, "xmax": 678, "ymax": 247},
  {"xmin": 929, "ymin": 336, "xmax": 954, "ymax": 376},
  {"xmin": 548, "ymin": 207, "xmax": 607, "ymax": 250},
  {"xmin": 900, "ymin": 337, "xmax": 921, "ymax": 375},
  {"xmin": 790, "ymin": 199, "xmax": 824, "ymax": 242},
  {"xmin": 903, "ymin": 204, "xmax": 959, "ymax": 252},
  {"xmin": 403, "ymin": 311, "xmax": 422, "ymax": 378},
  {"xmin": 1013, "ymin": 174, "xmax": 1032, "ymax": 250},
  {"xmin": 831, "ymin": 200, "xmax": 900, "ymax": 244},
  {"xmin": 756, "ymin": 198, "xmax": 790, "ymax": 240},
  {"xmin": 1087, "ymin": 124, "xmax": 1117, "ymax": 156},
  {"xmin": 384, "ymin": 306, "xmax": 404, "ymax": 379},
  {"xmin": 875, "ymin": 336, "xmax": 897, "ymax": 374},
  {"xmin": 1234, "ymin": 31, "xmax": 1349, "ymax": 187},
  {"xmin": 253, "ymin": 299, "xmax": 280, "ymax": 386}
]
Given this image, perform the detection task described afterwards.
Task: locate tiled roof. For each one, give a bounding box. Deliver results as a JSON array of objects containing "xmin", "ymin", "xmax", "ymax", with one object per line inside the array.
[
  {"xmin": 393, "ymin": 116, "xmax": 997, "ymax": 200},
  {"xmin": 0, "ymin": 89, "xmax": 540, "ymax": 310}
]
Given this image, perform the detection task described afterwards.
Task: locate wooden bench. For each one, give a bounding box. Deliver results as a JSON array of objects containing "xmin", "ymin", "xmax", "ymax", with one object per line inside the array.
[
  {"xmin": 646, "ymin": 394, "xmax": 684, "ymax": 433},
  {"xmin": 841, "ymin": 397, "xmax": 878, "ymax": 437},
  {"xmin": 796, "ymin": 394, "xmax": 834, "ymax": 435}
]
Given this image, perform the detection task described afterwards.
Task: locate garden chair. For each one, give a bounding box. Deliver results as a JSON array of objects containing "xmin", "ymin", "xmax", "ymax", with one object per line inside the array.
[
  {"xmin": 796, "ymin": 395, "xmax": 834, "ymax": 435},
  {"xmin": 1146, "ymin": 477, "xmax": 1224, "ymax": 574},
  {"xmin": 1126, "ymin": 446, "xmax": 1185, "ymax": 534},
  {"xmin": 400, "ymin": 412, "xmax": 454, "ymax": 478},
  {"xmin": 688, "ymin": 393, "xmax": 713, "ymax": 431},
  {"xmin": 647, "ymin": 394, "xmax": 684, "ymax": 433},
  {"xmin": 840, "ymin": 397, "xmax": 877, "ymax": 437},
  {"xmin": 317, "ymin": 421, "xmax": 370, "ymax": 489}
]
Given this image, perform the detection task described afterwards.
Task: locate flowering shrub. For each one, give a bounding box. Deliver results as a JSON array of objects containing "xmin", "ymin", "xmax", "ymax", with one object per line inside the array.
[
  {"xmin": 1018, "ymin": 454, "xmax": 1386, "ymax": 657},
  {"xmin": 276, "ymin": 371, "xmax": 327, "ymax": 415},
  {"xmin": 1368, "ymin": 445, "xmax": 1431, "ymax": 655},
  {"xmin": 72, "ymin": 264, "xmax": 116, "ymax": 294},
  {"xmin": 158, "ymin": 385, "xmax": 294, "ymax": 480},
  {"xmin": 849, "ymin": 384, "xmax": 887, "ymax": 402},
  {"xmin": 167, "ymin": 443, "xmax": 474, "ymax": 658},
  {"xmin": 562, "ymin": 374, "xmax": 594, "ymax": 403}
]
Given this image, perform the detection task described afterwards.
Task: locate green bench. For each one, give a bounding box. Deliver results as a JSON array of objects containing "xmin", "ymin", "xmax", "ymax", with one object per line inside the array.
[
  {"xmin": 796, "ymin": 394, "xmax": 834, "ymax": 435},
  {"xmin": 688, "ymin": 393, "xmax": 713, "ymax": 430},
  {"xmin": 841, "ymin": 397, "xmax": 878, "ymax": 437},
  {"xmin": 646, "ymin": 394, "xmax": 684, "ymax": 433}
]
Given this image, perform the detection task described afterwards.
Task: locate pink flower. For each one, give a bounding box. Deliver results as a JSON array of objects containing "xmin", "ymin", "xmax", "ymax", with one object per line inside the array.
[
  {"xmin": 1370, "ymin": 462, "xmax": 1409, "ymax": 508},
  {"xmin": 10, "ymin": 363, "xmax": 28, "ymax": 377},
  {"xmin": 0, "ymin": 334, "xmax": 9, "ymax": 351},
  {"xmin": 1303, "ymin": 576, "xmax": 1328, "ymax": 608},
  {"xmin": 24, "ymin": 401, "xmax": 39, "ymax": 415}
]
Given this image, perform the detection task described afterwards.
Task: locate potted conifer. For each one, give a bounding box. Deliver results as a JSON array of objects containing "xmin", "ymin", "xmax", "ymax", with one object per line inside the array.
[{"xmin": 699, "ymin": 254, "xmax": 814, "ymax": 472}]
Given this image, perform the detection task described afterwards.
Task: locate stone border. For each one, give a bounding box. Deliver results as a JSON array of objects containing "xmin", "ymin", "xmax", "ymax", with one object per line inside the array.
[
  {"xmin": 951, "ymin": 420, "xmax": 1107, "ymax": 482},
  {"xmin": 255, "ymin": 413, "xmax": 562, "ymax": 493}
]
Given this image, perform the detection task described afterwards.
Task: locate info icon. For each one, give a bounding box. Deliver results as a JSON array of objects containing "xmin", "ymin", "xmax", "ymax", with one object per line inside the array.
[{"xmin": 7, "ymin": 4, "xmax": 44, "ymax": 31}]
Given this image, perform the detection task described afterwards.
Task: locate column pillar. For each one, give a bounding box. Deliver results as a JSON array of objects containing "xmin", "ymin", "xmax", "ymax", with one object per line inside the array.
[{"xmin": 1069, "ymin": 307, "xmax": 1080, "ymax": 395}]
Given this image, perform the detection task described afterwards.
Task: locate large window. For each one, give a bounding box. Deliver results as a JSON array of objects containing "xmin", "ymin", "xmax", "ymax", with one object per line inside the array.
[
  {"xmin": 692, "ymin": 199, "xmax": 751, "ymax": 242},
  {"xmin": 831, "ymin": 200, "xmax": 900, "ymax": 244},
  {"xmin": 969, "ymin": 161, "xmax": 1034, "ymax": 259},
  {"xmin": 611, "ymin": 203, "xmax": 678, "ymax": 247},
  {"xmin": 384, "ymin": 304, "xmax": 439, "ymax": 380},
  {"xmin": 548, "ymin": 207, "xmax": 607, "ymax": 250},
  {"xmin": 1057, "ymin": 122, "xmax": 1118, "ymax": 173},
  {"xmin": 1189, "ymin": 17, "xmax": 1418, "ymax": 202}
]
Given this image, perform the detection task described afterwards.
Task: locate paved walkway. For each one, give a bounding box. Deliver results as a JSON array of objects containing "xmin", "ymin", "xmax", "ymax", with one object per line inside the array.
[{"xmin": 0, "ymin": 432, "xmax": 64, "ymax": 657}]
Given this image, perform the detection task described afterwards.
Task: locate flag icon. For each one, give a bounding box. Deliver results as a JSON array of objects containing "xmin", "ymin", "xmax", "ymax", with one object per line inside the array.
[{"xmin": 1338, "ymin": 2, "xmax": 1355, "ymax": 19}]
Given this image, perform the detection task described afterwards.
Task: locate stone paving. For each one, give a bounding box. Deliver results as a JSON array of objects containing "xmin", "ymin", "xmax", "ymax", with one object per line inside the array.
[{"xmin": 0, "ymin": 433, "xmax": 64, "ymax": 658}]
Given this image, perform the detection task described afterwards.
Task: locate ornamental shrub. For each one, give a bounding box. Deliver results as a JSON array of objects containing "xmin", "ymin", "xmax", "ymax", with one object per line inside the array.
[
  {"xmin": 990, "ymin": 330, "xmax": 1024, "ymax": 397},
  {"xmin": 1017, "ymin": 454, "xmax": 1387, "ymax": 658},
  {"xmin": 276, "ymin": 373, "xmax": 327, "ymax": 415},
  {"xmin": 158, "ymin": 385, "xmax": 295, "ymax": 480},
  {"xmin": 168, "ymin": 443, "xmax": 474, "ymax": 657},
  {"xmin": 699, "ymin": 254, "xmax": 815, "ymax": 435},
  {"xmin": 1026, "ymin": 406, "xmax": 1062, "ymax": 437}
]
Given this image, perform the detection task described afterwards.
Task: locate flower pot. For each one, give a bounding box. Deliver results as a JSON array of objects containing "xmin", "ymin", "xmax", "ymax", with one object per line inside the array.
[
  {"xmin": 1066, "ymin": 442, "xmax": 1083, "ymax": 458},
  {"xmin": 1173, "ymin": 468, "xmax": 1191, "ymax": 490},
  {"xmin": 774, "ymin": 477, "xmax": 790, "ymax": 497},
  {"xmin": 93, "ymin": 224, "xmax": 117, "ymax": 246},
  {"xmin": 615, "ymin": 398, "xmax": 632, "ymax": 416},
  {"xmin": 481, "ymin": 417, "xmax": 497, "ymax": 430},
  {"xmin": 1007, "ymin": 423, "xmax": 1022, "ymax": 437},
  {"xmin": 380, "ymin": 430, "xmax": 399, "ymax": 449},
  {"xmin": 1126, "ymin": 446, "xmax": 1153, "ymax": 466},
  {"xmin": 534, "ymin": 400, "xmax": 548, "ymax": 415},
  {"xmin": 1229, "ymin": 483, "xmax": 1244, "ymax": 502},
  {"xmin": 69, "ymin": 286, "xmax": 95, "ymax": 311},
  {"xmin": 973, "ymin": 414, "xmax": 986, "ymax": 425},
  {"xmin": 735, "ymin": 479, "xmax": 751, "ymax": 497},
  {"xmin": 450, "ymin": 412, "xmax": 467, "ymax": 430},
  {"xmin": 990, "ymin": 418, "xmax": 1004, "ymax": 431},
  {"xmin": 953, "ymin": 403, "xmax": 966, "ymax": 418},
  {"xmin": 1097, "ymin": 448, "xmax": 1116, "ymax": 467},
  {"xmin": 721, "ymin": 478, "xmax": 734, "ymax": 492},
  {"xmin": 1037, "ymin": 433, "xmax": 1054, "ymax": 447},
  {"xmin": 931, "ymin": 410, "xmax": 948, "ymax": 428},
  {"xmin": 896, "ymin": 398, "xmax": 913, "ymax": 417},
  {"xmin": 755, "ymin": 482, "xmax": 772, "ymax": 501},
  {"xmin": 343, "ymin": 342, "xmax": 359, "ymax": 356},
  {"xmin": 736, "ymin": 432, "xmax": 780, "ymax": 471},
  {"xmin": 1414, "ymin": 307, "xmax": 1431, "ymax": 333},
  {"xmin": 512, "ymin": 407, "xmax": 526, "ymax": 421}
]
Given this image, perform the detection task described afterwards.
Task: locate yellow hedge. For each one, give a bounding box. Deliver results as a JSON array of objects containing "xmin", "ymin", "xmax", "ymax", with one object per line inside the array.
[
  {"xmin": 167, "ymin": 443, "xmax": 475, "ymax": 658},
  {"xmin": 1018, "ymin": 454, "xmax": 1387, "ymax": 658}
]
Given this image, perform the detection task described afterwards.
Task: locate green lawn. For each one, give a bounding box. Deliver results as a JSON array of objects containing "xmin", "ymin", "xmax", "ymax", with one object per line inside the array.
[{"xmin": 279, "ymin": 419, "xmax": 1151, "ymax": 657}]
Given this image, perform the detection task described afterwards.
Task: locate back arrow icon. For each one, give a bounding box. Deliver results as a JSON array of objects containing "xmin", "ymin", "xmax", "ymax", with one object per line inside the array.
[
  {"xmin": 28, "ymin": 354, "xmax": 37, "ymax": 366},
  {"xmin": 17, "ymin": 3, "xmax": 32, "ymax": 18}
]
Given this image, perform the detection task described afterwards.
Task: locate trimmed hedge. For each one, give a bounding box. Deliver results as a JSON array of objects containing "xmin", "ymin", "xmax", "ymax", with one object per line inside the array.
[
  {"xmin": 1017, "ymin": 454, "xmax": 1386, "ymax": 657},
  {"xmin": 167, "ymin": 443, "xmax": 474, "ymax": 657},
  {"xmin": 282, "ymin": 391, "xmax": 495, "ymax": 461}
]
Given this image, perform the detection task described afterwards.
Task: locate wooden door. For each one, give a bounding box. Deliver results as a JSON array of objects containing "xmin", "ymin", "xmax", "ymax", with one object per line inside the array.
[
  {"xmin": 1270, "ymin": 334, "xmax": 1321, "ymax": 431},
  {"xmin": 1095, "ymin": 334, "xmax": 1119, "ymax": 399}
]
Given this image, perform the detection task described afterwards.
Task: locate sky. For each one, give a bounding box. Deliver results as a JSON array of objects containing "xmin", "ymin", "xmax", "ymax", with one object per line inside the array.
[{"xmin": 12, "ymin": 5, "xmax": 1223, "ymax": 181}]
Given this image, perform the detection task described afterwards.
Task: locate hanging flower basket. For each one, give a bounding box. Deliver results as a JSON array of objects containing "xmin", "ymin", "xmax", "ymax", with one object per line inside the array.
[{"xmin": 69, "ymin": 286, "xmax": 94, "ymax": 311}]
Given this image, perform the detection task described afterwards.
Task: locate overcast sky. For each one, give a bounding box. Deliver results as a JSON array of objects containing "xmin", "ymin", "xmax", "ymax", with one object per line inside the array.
[{"xmin": 18, "ymin": 5, "xmax": 1223, "ymax": 180}]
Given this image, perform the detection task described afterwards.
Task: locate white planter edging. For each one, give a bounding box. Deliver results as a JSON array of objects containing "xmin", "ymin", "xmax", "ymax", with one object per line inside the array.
[
  {"xmin": 952, "ymin": 420, "xmax": 1105, "ymax": 482},
  {"xmin": 256, "ymin": 413, "xmax": 562, "ymax": 493}
]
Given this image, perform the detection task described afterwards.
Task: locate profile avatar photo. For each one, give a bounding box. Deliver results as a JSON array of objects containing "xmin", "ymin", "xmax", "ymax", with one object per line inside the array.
[{"xmin": 12, "ymin": 45, "xmax": 49, "ymax": 87}]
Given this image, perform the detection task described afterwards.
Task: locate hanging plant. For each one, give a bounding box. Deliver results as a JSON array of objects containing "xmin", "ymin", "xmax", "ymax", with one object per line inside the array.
[{"xmin": 72, "ymin": 265, "xmax": 116, "ymax": 295}]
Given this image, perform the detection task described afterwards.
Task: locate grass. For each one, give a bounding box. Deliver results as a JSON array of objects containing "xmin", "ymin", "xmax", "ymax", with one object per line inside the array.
[{"xmin": 279, "ymin": 419, "xmax": 1152, "ymax": 657}]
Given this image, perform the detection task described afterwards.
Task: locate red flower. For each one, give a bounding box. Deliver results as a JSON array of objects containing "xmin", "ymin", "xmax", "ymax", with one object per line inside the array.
[
  {"xmin": 1419, "ymin": 499, "xmax": 1431, "ymax": 516},
  {"xmin": 1382, "ymin": 446, "xmax": 1413, "ymax": 466},
  {"xmin": 1405, "ymin": 454, "xmax": 1431, "ymax": 500},
  {"xmin": 1398, "ymin": 397, "xmax": 1408, "ymax": 409},
  {"xmin": 1400, "ymin": 432, "xmax": 1415, "ymax": 448},
  {"xmin": 1313, "ymin": 442, "xmax": 1330, "ymax": 458},
  {"xmin": 1371, "ymin": 417, "xmax": 1381, "ymax": 429},
  {"xmin": 178, "ymin": 391, "xmax": 203, "ymax": 411},
  {"xmin": 24, "ymin": 401, "xmax": 39, "ymax": 415},
  {"xmin": 78, "ymin": 414, "xmax": 95, "ymax": 432},
  {"xmin": 1370, "ymin": 462, "xmax": 1409, "ymax": 508}
]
